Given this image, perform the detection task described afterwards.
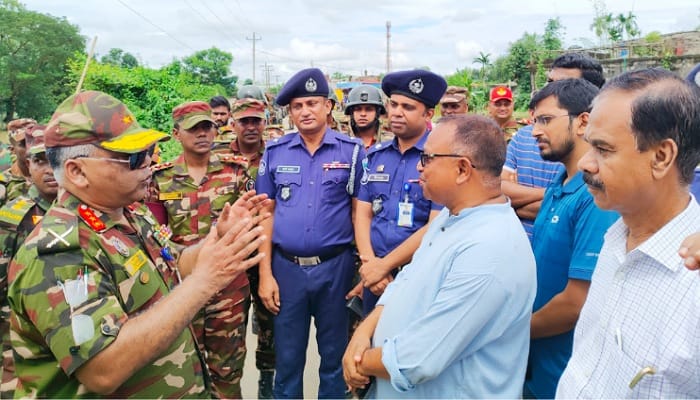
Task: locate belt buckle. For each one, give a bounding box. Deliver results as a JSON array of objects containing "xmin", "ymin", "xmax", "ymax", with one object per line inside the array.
[{"xmin": 296, "ymin": 256, "xmax": 321, "ymax": 266}]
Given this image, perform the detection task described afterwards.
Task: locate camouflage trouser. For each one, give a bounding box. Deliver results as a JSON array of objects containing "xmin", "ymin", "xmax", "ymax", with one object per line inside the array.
[
  {"xmin": 192, "ymin": 273, "xmax": 251, "ymax": 399},
  {"xmin": 246, "ymin": 266, "xmax": 275, "ymax": 371},
  {"xmin": 1, "ymin": 303, "xmax": 16, "ymax": 399}
]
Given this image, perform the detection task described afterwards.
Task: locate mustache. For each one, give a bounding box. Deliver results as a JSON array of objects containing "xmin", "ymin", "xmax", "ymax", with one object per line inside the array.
[{"xmin": 582, "ymin": 172, "xmax": 605, "ymax": 190}]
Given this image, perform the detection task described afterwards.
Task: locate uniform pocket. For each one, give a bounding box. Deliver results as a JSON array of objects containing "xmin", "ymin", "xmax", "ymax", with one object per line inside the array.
[{"xmin": 322, "ymin": 169, "xmax": 350, "ymax": 203}]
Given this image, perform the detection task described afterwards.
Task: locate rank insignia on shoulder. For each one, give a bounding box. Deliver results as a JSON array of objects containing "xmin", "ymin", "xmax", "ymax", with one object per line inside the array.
[
  {"xmin": 150, "ymin": 162, "xmax": 174, "ymax": 173},
  {"xmin": 78, "ymin": 204, "xmax": 107, "ymax": 232},
  {"xmin": 31, "ymin": 215, "xmax": 43, "ymax": 225},
  {"xmin": 159, "ymin": 192, "xmax": 183, "ymax": 201}
]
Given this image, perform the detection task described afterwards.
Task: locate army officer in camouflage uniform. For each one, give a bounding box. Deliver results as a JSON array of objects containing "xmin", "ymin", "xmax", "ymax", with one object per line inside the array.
[
  {"xmin": 150, "ymin": 100, "xmax": 251, "ymax": 399},
  {"xmin": 0, "ymin": 125, "xmax": 57, "ymax": 398},
  {"xmin": 7, "ymin": 90, "xmax": 268, "ymax": 398}
]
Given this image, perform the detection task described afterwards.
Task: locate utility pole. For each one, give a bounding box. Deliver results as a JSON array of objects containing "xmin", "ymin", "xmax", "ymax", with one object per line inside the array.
[
  {"xmin": 386, "ymin": 21, "xmax": 392, "ymax": 73},
  {"xmin": 260, "ymin": 62, "xmax": 274, "ymax": 90},
  {"xmin": 246, "ymin": 32, "xmax": 261, "ymax": 83}
]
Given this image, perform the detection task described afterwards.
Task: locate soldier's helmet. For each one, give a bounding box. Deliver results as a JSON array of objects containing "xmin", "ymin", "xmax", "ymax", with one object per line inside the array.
[
  {"xmin": 328, "ymin": 88, "xmax": 339, "ymax": 108},
  {"xmin": 344, "ymin": 85, "xmax": 386, "ymax": 115},
  {"xmin": 238, "ymin": 85, "xmax": 268, "ymax": 104}
]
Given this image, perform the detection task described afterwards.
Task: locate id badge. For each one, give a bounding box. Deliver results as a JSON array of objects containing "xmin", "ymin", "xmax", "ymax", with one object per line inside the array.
[{"xmin": 397, "ymin": 202, "xmax": 414, "ymax": 227}]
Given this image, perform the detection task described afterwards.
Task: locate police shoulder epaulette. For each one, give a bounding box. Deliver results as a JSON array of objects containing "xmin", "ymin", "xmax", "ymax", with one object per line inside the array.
[
  {"xmin": 150, "ymin": 162, "xmax": 174, "ymax": 173},
  {"xmin": 336, "ymin": 133, "xmax": 362, "ymax": 145},
  {"xmin": 36, "ymin": 208, "xmax": 80, "ymax": 255},
  {"xmin": 265, "ymin": 134, "xmax": 291, "ymax": 148},
  {"xmin": 0, "ymin": 195, "xmax": 36, "ymax": 227}
]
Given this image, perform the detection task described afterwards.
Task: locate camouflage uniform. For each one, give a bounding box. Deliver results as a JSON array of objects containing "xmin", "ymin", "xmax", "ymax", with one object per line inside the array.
[
  {"xmin": 7, "ymin": 90, "xmax": 211, "ymax": 398},
  {"xmin": 229, "ymin": 138, "xmax": 275, "ymax": 373},
  {"xmin": 151, "ymin": 101, "xmax": 252, "ymax": 399},
  {"xmin": 0, "ymin": 184, "xmax": 52, "ymax": 398},
  {"xmin": 213, "ymin": 125, "xmax": 236, "ymax": 155},
  {"xmin": 7, "ymin": 192, "xmax": 207, "ymax": 398},
  {"xmin": 502, "ymin": 119, "xmax": 522, "ymax": 143}
]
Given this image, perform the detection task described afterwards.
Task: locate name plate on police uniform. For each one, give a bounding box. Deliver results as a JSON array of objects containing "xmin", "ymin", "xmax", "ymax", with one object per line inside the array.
[
  {"xmin": 277, "ymin": 165, "xmax": 301, "ymax": 174},
  {"xmin": 367, "ymin": 174, "xmax": 390, "ymax": 182}
]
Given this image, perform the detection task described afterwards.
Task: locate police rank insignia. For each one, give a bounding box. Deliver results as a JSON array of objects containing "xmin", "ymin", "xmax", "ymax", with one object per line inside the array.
[
  {"xmin": 110, "ymin": 237, "xmax": 130, "ymax": 257},
  {"xmin": 280, "ymin": 186, "xmax": 291, "ymax": 201},
  {"xmin": 409, "ymin": 78, "xmax": 424, "ymax": 94},
  {"xmin": 305, "ymin": 78, "xmax": 318, "ymax": 92}
]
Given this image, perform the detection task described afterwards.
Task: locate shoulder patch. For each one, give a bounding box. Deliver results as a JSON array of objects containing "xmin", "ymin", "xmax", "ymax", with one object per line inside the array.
[
  {"xmin": 265, "ymin": 133, "xmax": 292, "ymax": 149},
  {"xmin": 36, "ymin": 210, "xmax": 80, "ymax": 255},
  {"xmin": 217, "ymin": 153, "xmax": 249, "ymax": 168},
  {"xmin": 150, "ymin": 162, "xmax": 174, "ymax": 173},
  {"xmin": 0, "ymin": 196, "xmax": 36, "ymax": 226}
]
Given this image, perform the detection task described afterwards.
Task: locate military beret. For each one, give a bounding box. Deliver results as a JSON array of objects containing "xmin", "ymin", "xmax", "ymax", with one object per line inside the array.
[
  {"xmin": 381, "ymin": 69, "xmax": 447, "ymax": 108},
  {"xmin": 45, "ymin": 91, "xmax": 169, "ymax": 154},
  {"xmin": 172, "ymin": 101, "xmax": 215, "ymax": 130},
  {"xmin": 275, "ymin": 68, "xmax": 329, "ymax": 106},
  {"xmin": 25, "ymin": 124, "xmax": 47, "ymax": 155},
  {"xmin": 232, "ymin": 98, "xmax": 266, "ymax": 120},
  {"xmin": 7, "ymin": 118, "xmax": 37, "ymax": 142},
  {"xmin": 687, "ymin": 63, "xmax": 700, "ymax": 88}
]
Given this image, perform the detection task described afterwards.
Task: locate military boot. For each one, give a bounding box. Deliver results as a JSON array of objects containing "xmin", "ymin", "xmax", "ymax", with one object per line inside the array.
[{"xmin": 258, "ymin": 370, "xmax": 273, "ymax": 399}]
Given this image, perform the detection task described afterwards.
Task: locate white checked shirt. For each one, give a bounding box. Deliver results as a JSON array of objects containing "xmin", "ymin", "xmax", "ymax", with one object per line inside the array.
[{"xmin": 556, "ymin": 198, "xmax": 700, "ymax": 399}]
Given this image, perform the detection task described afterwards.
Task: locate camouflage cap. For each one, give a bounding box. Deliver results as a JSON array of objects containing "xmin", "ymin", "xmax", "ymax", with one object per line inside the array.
[
  {"xmin": 231, "ymin": 99, "xmax": 266, "ymax": 120},
  {"xmin": 172, "ymin": 101, "xmax": 215, "ymax": 130},
  {"xmin": 45, "ymin": 91, "xmax": 168, "ymax": 154},
  {"xmin": 440, "ymin": 86, "xmax": 469, "ymax": 104},
  {"xmin": 25, "ymin": 124, "xmax": 47, "ymax": 154},
  {"xmin": 7, "ymin": 118, "xmax": 37, "ymax": 142}
]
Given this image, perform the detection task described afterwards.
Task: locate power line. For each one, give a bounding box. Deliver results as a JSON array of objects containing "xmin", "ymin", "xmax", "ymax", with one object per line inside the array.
[
  {"xmin": 200, "ymin": 0, "xmax": 246, "ymax": 48},
  {"xmin": 114, "ymin": 0, "xmax": 195, "ymax": 52},
  {"xmin": 246, "ymin": 32, "xmax": 262, "ymax": 82}
]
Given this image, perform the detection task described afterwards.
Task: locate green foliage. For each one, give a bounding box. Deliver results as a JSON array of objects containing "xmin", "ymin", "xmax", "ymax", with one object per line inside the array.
[
  {"xmin": 101, "ymin": 48, "xmax": 139, "ymax": 68},
  {"xmin": 0, "ymin": 0, "xmax": 85, "ymax": 122},
  {"xmin": 66, "ymin": 57, "xmax": 228, "ymax": 162},
  {"xmin": 180, "ymin": 47, "xmax": 238, "ymax": 96}
]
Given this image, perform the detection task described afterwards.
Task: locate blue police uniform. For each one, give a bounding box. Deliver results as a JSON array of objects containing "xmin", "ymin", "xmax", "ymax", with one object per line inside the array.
[
  {"xmin": 357, "ymin": 132, "xmax": 442, "ymax": 314},
  {"xmin": 256, "ymin": 67, "xmax": 366, "ymax": 399}
]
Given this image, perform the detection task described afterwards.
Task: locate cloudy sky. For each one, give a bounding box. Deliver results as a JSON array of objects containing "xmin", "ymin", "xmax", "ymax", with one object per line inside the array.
[{"xmin": 21, "ymin": 0, "xmax": 700, "ymax": 85}]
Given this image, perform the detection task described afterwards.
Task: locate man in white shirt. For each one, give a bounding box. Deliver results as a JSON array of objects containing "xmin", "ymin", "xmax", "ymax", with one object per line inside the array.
[{"xmin": 556, "ymin": 68, "xmax": 700, "ymax": 398}]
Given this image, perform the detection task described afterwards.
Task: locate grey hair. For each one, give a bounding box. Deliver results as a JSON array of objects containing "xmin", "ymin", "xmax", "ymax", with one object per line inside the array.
[{"xmin": 46, "ymin": 144, "xmax": 94, "ymax": 186}]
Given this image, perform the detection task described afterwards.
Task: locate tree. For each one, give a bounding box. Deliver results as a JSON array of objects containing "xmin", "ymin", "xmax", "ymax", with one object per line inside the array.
[
  {"xmin": 101, "ymin": 48, "xmax": 139, "ymax": 68},
  {"xmin": 181, "ymin": 47, "xmax": 237, "ymax": 96},
  {"xmin": 616, "ymin": 12, "xmax": 640, "ymax": 41},
  {"xmin": 0, "ymin": 0, "xmax": 85, "ymax": 122},
  {"xmin": 473, "ymin": 52, "xmax": 491, "ymax": 80},
  {"xmin": 542, "ymin": 18, "xmax": 565, "ymax": 57}
]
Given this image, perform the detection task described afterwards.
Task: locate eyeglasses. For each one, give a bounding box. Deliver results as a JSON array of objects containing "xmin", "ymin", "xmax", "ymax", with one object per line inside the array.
[
  {"xmin": 77, "ymin": 145, "xmax": 155, "ymax": 170},
  {"xmin": 533, "ymin": 114, "xmax": 572, "ymax": 127},
  {"xmin": 420, "ymin": 152, "xmax": 478, "ymax": 168}
]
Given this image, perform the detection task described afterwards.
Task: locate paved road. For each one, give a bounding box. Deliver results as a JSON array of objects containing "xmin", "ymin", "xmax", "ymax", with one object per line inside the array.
[{"xmin": 240, "ymin": 311, "xmax": 321, "ymax": 399}]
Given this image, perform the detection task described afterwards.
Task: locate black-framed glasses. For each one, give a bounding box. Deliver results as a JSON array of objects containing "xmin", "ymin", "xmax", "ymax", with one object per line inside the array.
[
  {"xmin": 78, "ymin": 145, "xmax": 155, "ymax": 170},
  {"xmin": 420, "ymin": 152, "xmax": 477, "ymax": 168},
  {"xmin": 533, "ymin": 114, "xmax": 572, "ymax": 127}
]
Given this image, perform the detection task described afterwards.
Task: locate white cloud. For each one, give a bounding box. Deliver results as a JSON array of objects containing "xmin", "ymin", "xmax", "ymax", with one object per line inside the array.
[{"xmin": 455, "ymin": 40, "xmax": 484, "ymax": 63}]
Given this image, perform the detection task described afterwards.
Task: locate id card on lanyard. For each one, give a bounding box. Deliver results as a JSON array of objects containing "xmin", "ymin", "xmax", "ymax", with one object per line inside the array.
[{"xmin": 397, "ymin": 182, "xmax": 414, "ymax": 227}]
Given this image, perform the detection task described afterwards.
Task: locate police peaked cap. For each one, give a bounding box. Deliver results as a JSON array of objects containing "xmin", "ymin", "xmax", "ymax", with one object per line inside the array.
[
  {"xmin": 381, "ymin": 69, "xmax": 447, "ymax": 108},
  {"xmin": 275, "ymin": 68, "xmax": 329, "ymax": 106}
]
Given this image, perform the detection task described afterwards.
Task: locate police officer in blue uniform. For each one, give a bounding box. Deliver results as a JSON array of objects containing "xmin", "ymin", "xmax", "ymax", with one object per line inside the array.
[
  {"xmin": 255, "ymin": 68, "xmax": 365, "ymax": 399},
  {"xmin": 352, "ymin": 70, "xmax": 447, "ymax": 315}
]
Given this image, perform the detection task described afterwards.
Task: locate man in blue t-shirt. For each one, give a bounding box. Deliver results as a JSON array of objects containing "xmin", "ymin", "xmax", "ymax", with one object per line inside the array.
[
  {"xmin": 502, "ymin": 53, "xmax": 606, "ymax": 239},
  {"xmin": 524, "ymin": 79, "xmax": 619, "ymax": 399}
]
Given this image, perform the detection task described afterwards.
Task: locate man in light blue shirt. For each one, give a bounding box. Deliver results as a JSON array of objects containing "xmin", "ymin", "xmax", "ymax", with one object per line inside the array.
[{"xmin": 342, "ymin": 115, "xmax": 537, "ymax": 398}]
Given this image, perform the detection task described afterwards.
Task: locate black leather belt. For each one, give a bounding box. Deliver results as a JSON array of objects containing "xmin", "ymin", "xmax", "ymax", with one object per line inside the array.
[{"xmin": 275, "ymin": 244, "xmax": 351, "ymax": 266}]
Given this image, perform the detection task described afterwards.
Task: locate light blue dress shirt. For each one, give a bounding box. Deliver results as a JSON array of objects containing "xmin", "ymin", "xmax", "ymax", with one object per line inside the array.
[{"xmin": 371, "ymin": 202, "xmax": 537, "ymax": 398}]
